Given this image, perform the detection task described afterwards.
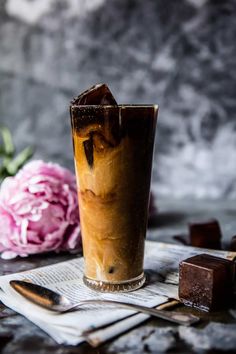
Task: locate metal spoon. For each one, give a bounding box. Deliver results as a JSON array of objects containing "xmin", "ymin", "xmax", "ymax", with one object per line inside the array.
[{"xmin": 10, "ymin": 280, "xmax": 199, "ymax": 326}]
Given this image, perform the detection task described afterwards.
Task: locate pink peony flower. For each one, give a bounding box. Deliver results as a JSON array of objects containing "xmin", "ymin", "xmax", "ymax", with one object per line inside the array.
[{"xmin": 0, "ymin": 160, "xmax": 81, "ymax": 259}]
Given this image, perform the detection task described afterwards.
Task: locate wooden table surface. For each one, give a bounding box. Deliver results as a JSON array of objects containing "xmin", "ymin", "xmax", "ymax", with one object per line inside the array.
[{"xmin": 1, "ymin": 199, "xmax": 236, "ymax": 354}]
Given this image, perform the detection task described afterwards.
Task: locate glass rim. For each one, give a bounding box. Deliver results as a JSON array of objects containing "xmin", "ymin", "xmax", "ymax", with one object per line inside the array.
[{"xmin": 70, "ymin": 104, "xmax": 158, "ymax": 109}]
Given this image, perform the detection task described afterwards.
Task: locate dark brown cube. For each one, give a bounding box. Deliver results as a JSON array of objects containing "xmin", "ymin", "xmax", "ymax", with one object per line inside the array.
[
  {"xmin": 230, "ymin": 235, "xmax": 236, "ymax": 251},
  {"xmin": 189, "ymin": 219, "xmax": 222, "ymax": 249},
  {"xmin": 179, "ymin": 254, "xmax": 234, "ymax": 312}
]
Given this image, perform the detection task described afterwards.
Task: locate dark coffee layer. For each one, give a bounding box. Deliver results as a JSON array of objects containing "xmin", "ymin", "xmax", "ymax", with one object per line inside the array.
[{"xmin": 71, "ymin": 106, "xmax": 157, "ymax": 170}]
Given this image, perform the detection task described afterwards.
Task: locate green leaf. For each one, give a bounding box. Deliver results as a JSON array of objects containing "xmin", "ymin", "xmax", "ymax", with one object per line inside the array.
[
  {"xmin": 0, "ymin": 125, "xmax": 15, "ymax": 157},
  {"xmin": 6, "ymin": 146, "xmax": 34, "ymax": 175},
  {"xmin": 0, "ymin": 145, "xmax": 5, "ymax": 156},
  {"xmin": 0, "ymin": 164, "xmax": 9, "ymax": 182}
]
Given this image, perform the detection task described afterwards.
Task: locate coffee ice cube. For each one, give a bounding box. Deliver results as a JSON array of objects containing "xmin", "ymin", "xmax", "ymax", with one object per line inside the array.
[
  {"xmin": 71, "ymin": 84, "xmax": 118, "ymax": 168},
  {"xmin": 83, "ymin": 135, "xmax": 94, "ymax": 168},
  {"xmin": 71, "ymin": 83, "xmax": 117, "ymax": 105}
]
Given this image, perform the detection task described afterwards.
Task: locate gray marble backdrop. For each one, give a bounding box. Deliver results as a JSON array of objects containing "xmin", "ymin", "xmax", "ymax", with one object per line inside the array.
[{"xmin": 0, "ymin": 0, "xmax": 236, "ymax": 199}]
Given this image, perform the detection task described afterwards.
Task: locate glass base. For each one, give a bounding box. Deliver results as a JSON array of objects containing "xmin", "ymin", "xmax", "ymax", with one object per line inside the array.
[{"xmin": 83, "ymin": 272, "xmax": 146, "ymax": 293}]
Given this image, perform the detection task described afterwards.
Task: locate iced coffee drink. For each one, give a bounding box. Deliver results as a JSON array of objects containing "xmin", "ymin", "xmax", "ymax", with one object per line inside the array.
[{"xmin": 70, "ymin": 84, "xmax": 158, "ymax": 292}]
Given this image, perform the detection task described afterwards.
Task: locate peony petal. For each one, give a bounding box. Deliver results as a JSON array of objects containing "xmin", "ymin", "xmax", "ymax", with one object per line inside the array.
[
  {"xmin": 1, "ymin": 251, "xmax": 18, "ymax": 260},
  {"xmin": 20, "ymin": 219, "xmax": 28, "ymax": 244},
  {"xmin": 65, "ymin": 225, "xmax": 81, "ymax": 250}
]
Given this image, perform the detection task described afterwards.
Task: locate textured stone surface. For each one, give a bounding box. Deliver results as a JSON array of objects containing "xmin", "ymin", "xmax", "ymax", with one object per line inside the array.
[
  {"xmin": 108, "ymin": 325, "xmax": 177, "ymax": 353},
  {"xmin": 179, "ymin": 323, "xmax": 236, "ymax": 352},
  {"xmin": 0, "ymin": 0, "xmax": 236, "ymax": 199}
]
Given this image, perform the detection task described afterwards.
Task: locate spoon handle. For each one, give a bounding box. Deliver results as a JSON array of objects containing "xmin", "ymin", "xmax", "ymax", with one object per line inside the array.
[{"xmin": 66, "ymin": 300, "xmax": 199, "ymax": 326}]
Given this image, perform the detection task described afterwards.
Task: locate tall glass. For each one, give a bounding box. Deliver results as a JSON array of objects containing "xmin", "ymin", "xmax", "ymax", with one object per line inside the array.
[{"xmin": 70, "ymin": 105, "xmax": 158, "ymax": 292}]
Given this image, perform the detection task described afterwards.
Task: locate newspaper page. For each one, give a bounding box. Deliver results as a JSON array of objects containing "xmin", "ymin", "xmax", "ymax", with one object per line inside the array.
[{"xmin": 0, "ymin": 241, "xmax": 235, "ymax": 346}]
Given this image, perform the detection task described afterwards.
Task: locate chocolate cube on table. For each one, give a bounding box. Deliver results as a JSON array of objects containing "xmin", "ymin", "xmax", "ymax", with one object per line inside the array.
[
  {"xmin": 230, "ymin": 235, "xmax": 236, "ymax": 251},
  {"xmin": 189, "ymin": 219, "xmax": 222, "ymax": 249},
  {"xmin": 179, "ymin": 254, "xmax": 234, "ymax": 312}
]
